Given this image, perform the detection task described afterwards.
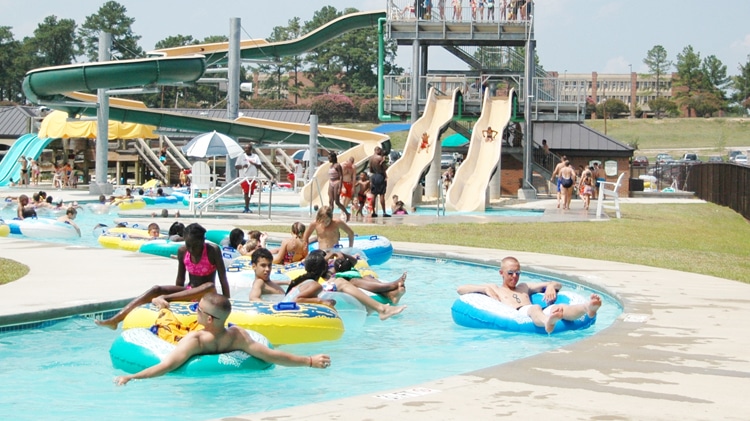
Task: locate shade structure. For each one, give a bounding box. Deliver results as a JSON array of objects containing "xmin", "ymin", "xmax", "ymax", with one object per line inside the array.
[
  {"xmin": 182, "ymin": 131, "xmax": 244, "ymax": 159},
  {"xmin": 38, "ymin": 110, "xmax": 157, "ymax": 139},
  {"xmin": 442, "ymin": 133, "xmax": 469, "ymax": 148}
]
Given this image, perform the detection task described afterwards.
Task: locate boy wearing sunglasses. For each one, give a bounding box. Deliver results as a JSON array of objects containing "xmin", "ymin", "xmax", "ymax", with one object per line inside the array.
[{"xmin": 115, "ymin": 293, "xmax": 330, "ymax": 385}]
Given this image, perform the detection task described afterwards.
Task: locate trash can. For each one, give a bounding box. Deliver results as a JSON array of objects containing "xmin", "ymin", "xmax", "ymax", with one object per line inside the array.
[{"xmin": 629, "ymin": 178, "xmax": 644, "ymax": 192}]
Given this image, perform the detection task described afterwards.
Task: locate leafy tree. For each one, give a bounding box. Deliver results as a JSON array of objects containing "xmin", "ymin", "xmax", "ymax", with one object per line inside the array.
[
  {"xmin": 303, "ymin": 6, "xmax": 343, "ymax": 94},
  {"xmin": 154, "ymin": 35, "xmax": 198, "ymax": 50},
  {"xmin": 303, "ymin": 7, "xmax": 399, "ymax": 97},
  {"xmin": 77, "ymin": 1, "xmax": 143, "ymax": 61},
  {"xmin": 682, "ymin": 91, "xmax": 723, "ymax": 117},
  {"xmin": 596, "ymin": 98, "xmax": 629, "ymax": 118},
  {"xmin": 643, "ymin": 45, "xmax": 672, "ymax": 118},
  {"xmin": 0, "ymin": 27, "xmax": 22, "ymax": 101},
  {"xmin": 702, "ymin": 55, "xmax": 729, "ymax": 96},
  {"xmin": 27, "ymin": 16, "xmax": 77, "ymax": 67},
  {"xmin": 731, "ymin": 55, "xmax": 750, "ymax": 109},
  {"xmin": 255, "ymin": 19, "xmax": 302, "ymax": 100},
  {"xmin": 648, "ymin": 97, "xmax": 678, "ymax": 117},
  {"xmin": 674, "ymin": 45, "xmax": 709, "ymax": 117}
]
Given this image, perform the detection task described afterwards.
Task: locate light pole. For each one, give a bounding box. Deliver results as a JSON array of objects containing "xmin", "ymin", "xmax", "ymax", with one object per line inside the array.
[
  {"xmin": 602, "ymin": 81, "xmax": 607, "ymax": 135},
  {"xmin": 628, "ymin": 64, "xmax": 633, "ymax": 118}
]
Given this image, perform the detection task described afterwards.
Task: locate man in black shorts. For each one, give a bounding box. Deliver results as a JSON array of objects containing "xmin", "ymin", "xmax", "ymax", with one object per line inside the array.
[{"xmin": 368, "ymin": 146, "xmax": 390, "ymax": 217}]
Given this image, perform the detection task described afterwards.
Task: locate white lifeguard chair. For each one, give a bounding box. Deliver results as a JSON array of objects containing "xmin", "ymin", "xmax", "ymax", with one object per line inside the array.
[
  {"xmin": 596, "ymin": 172, "xmax": 625, "ymax": 219},
  {"xmin": 189, "ymin": 161, "xmax": 215, "ymax": 212}
]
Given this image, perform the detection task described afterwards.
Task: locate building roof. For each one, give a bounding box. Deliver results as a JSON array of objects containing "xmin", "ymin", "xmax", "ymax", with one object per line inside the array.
[
  {"xmin": 532, "ymin": 122, "xmax": 634, "ymax": 157},
  {"xmin": 0, "ymin": 106, "xmax": 42, "ymax": 138},
  {"xmin": 169, "ymin": 108, "xmax": 310, "ymax": 123},
  {"xmin": 154, "ymin": 108, "xmax": 312, "ymax": 139}
]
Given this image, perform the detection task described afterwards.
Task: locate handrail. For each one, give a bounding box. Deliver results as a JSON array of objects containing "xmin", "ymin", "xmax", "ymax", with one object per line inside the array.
[
  {"xmin": 133, "ymin": 138, "xmax": 168, "ymax": 183},
  {"xmin": 436, "ymin": 178, "xmax": 445, "ymax": 217},
  {"xmin": 195, "ymin": 177, "xmax": 243, "ymax": 215},
  {"xmin": 254, "ymin": 148, "xmax": 279, "ymax": 181},
  {"xmin": 274, "ymin": 148, "xmax": 294, "ymax": 175},
  {"xmin": 308, "ymin": 177, "xmax": 324, "ymax": 216},
  {"xmin": 161, "ymin": 135, "xmax": 191, "ymax": 169}
]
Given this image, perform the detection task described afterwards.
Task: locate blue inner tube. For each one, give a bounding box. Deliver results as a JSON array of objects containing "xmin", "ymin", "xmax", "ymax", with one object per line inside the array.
[
  {"xmin": 308, "ymin": 235, "xmax": 393, "ymax": 265},
  {"xmin": 451, "ymin": 291, "xmax": 596, "ymax": 334},
  {"xmin": 110, "ymin": 328, "xmax": 273, "ymax": 374}
]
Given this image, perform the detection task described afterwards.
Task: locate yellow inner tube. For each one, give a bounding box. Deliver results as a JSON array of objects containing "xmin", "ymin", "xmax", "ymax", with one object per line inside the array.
[{"xmin": 122, "ymin": 299, "xmax": 343, "ymax": 345}]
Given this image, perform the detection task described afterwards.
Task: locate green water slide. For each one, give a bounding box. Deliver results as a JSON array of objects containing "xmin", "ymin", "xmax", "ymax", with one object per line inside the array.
[{"xmin": 21, "ymin": 11, "xmax": 387, "ymax": 148}]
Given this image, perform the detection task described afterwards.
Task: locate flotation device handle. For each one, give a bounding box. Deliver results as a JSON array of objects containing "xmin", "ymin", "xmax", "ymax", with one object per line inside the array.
[{"xmin": 273, "ymin": 302, "xmax": 299, "ymax": 311}]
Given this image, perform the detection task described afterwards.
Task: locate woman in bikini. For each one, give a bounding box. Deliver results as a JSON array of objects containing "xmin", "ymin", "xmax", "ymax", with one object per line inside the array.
[
  {"xmin": 327, "ymin": 151, "xmax": 350, "ymax": 221},
  {"xmin": 95, "ymin": 223, "xmax": 229, "ymax": 329},
  {"xmin": 273, "ymin": 222, "xmax": 308, "ymax": 264}
]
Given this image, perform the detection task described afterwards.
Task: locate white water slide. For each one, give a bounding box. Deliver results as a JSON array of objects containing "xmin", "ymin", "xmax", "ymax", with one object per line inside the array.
[
  {"xmin": 385, "ymin": 87, "xmax": 459, "ymax": 209},
  {"xmin": 445, "ymin": 90, "xmax": 514, "ymax": 212}
]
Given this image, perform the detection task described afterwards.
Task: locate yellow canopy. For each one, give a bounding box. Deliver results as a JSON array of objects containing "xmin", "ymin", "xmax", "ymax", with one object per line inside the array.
[{"xmin": 38, "ymin": 110, "xmax": 158, "ymax": 139}]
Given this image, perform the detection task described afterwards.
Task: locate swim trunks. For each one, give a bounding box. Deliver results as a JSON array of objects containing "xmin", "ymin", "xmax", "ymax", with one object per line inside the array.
[
  {"xmin": 184, "ymin": 244, "xmax": 216, "ymax": 277},
  {"xmin": 240, "ymin": 179, "xmax": 258, "ymax": 196},
  {"xmin": 341, "ymin": 181, "xmax": 353, "ymax": 199},
  {"xmin": 152, "ymin": 308, "xmax": 202, "ymax": 344},
  {"xmin": 370, "ymin": 173, "xmax": 387, "ymax": 195},
  {"xmin": 517, "ymin": 305, "xmax": 552, "ymax": 316}
]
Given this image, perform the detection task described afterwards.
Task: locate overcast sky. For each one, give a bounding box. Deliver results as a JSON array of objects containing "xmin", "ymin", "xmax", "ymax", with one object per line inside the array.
[{"xmin": 3, "ymin": 0, "xmax": 750, "ymax": 76}]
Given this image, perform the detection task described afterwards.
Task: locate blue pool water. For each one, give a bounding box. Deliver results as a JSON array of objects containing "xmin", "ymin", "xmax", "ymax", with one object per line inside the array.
[{"xmin": 0, "ymin": 255, "xmax": 621, "ymax": 421}]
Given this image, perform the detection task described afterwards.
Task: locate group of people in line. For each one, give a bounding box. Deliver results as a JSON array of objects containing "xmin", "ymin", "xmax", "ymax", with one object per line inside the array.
[
  {"xmin": 400, "ymin": 0, "xmax": 533, "ymax": 22},
  {"xmin": 549, "ymin": 155, "xmax": 605, "ymax": 211},
  {"xmin": 324, "ymin": 146, "xmax": 391, "ymax": 221}
]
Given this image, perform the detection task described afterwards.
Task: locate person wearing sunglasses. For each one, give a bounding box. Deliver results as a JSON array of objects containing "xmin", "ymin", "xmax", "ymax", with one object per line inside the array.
[
  {"xmin": 456, "ymin": 256, "xmax": 602, "ymax": 334},
  {"xmin": 114, "ymin": 293, "xmax": 331, "ymax": 385}
]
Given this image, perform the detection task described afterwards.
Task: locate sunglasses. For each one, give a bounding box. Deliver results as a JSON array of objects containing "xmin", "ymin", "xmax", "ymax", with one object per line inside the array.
[
  {"xmin": 505, "ymin": 270, "xmax": 522, "ymax": 276},
  {"xmin": 191, "ymin": 302, "xmax": 221, "ymax": 320}
]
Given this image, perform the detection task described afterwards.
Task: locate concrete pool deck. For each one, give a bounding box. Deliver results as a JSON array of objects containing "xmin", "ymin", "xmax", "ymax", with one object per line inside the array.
[{"xmin": 2, "ymin": 187, "xmax": 747, "ymax": 419}]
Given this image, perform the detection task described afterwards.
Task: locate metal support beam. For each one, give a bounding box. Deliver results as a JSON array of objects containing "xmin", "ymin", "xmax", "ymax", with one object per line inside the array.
[{"xmin": 91, "ymin": 32, "xmax": 113, "ymax": 195}]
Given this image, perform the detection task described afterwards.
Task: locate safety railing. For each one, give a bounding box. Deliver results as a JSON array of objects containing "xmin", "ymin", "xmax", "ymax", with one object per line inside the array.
[
  {"xmin": 133, "ymin": 138, "xmax": 168, "ymax": 183},
  {"xmin": 387, "ymin": 0, "xmax": 533, "ymax": 24},
  {"xmin": 194, "ymin": 175, "xmax": 275, "ymax": 219},
  {"xmin": 161, "ymin": 135, "xmax": 191, "ymax": 170}
]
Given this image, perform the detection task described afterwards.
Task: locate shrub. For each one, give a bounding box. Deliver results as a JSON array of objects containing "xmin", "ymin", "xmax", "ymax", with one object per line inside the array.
[
  {"xmin": 310, "ymin": 94, "xmax": 356, "ymax": 124},
  {"xmin": 358, "ymin": 99, "xmax": 379, "ymax": 122}
]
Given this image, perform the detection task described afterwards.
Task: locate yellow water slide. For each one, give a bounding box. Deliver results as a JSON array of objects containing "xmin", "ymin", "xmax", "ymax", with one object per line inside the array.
[
  {"xmin": 445, "ymin": 90, "xmax": 513, "ymax": 212},
  {"xmin": 384, "ymin": 87, "xmax": 458, "ymax": 210}
]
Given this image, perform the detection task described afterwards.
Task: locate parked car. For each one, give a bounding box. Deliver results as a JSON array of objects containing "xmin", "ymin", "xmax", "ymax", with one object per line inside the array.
[
  {"xmin": 655, "ymin": 153, "xmax": 674, "ymax": 164},
  {"xmin": 734, "ymin": 154, "xmax": 748, "ymax": 165},
  {"xmin": 707, "ymin": 155, "xmax": 723, "ymax": 163},
  {"xmin": 441, "ymin": 153, "xmax": 456, "ymax": 169},
  {"xmin": 680, "ymin": 153, "xmax": 701, "ymax": 164},
  {"xmin": 632, "ymin": 156, "xmax": 649, "ymax": 167},
  {"xmin": 728, "ymin": 150, "xmax": 742, "ymax": 162}
]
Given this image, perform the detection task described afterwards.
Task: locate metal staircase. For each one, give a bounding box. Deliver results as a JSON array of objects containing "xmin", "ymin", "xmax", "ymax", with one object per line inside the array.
[
  {"xmin": 161, "ymin": 135, "xmax": 191, "ymax": 170},
  {"xmin": 133, "ymin": 138, "xmax": 168, "ymax": 183}
]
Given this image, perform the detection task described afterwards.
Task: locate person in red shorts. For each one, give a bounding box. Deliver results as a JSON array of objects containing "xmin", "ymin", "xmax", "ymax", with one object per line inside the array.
[{"xmin": 236, "ymin": 144, "xmax": 261, "ymax": 213}]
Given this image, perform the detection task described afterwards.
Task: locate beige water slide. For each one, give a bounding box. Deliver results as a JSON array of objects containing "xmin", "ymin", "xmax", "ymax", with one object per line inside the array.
[
  {"xmin": 299, "ymin": 128, "xmax": 388, "ymax": 208},
  {"xmin": 383, "ymin": 87, "xmax": 458, "ymax": 210},
  {"xmin": 445, "ymin": 90, "xmax": 513, "ymax": 212}
]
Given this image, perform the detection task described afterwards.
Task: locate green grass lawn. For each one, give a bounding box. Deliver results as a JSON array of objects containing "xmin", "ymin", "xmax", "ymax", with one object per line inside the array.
[
  {"xmin": 585, "ymin": 118, "xmax": 750, "ymax": 157},
  {"xmin": 246, "ymin": 202, "xmax": 750, "ymax": 284}
]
